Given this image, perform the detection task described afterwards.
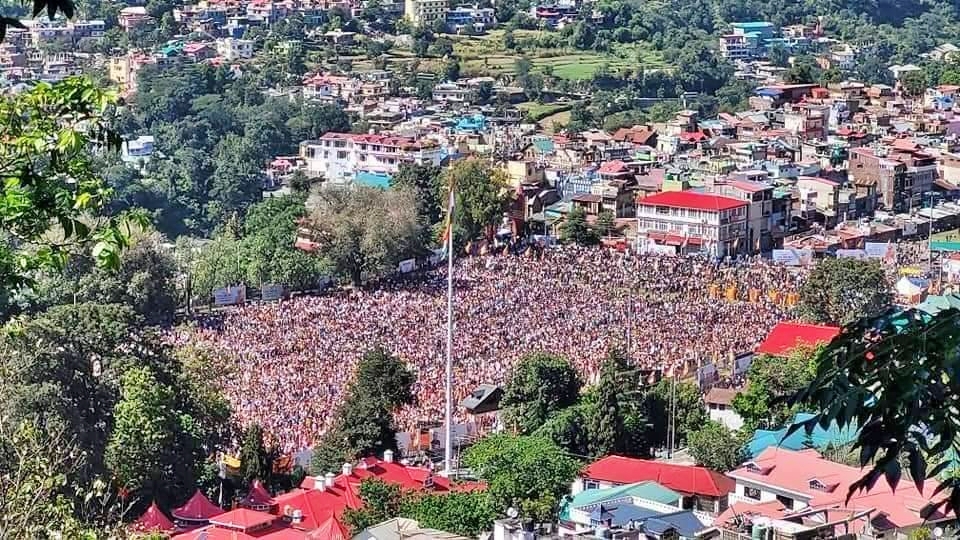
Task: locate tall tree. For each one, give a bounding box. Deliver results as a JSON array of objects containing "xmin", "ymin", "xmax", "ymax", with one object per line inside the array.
[
  {"xmin": 309, "ymin": 186, "xmax": 423, "ymax": 285},
  {"xmin": 0, "ymin": 78, "xmax": 145, "ymax": 293},
  {"xmin": 240, "ymin": 424, "xmax": 272, "ymax": 486},
  {"xmin": 732, "ymin": 348, "xmax": 816, "ymax": 431},
  {"xmin": 502, "ymin": 353, "xmax": 582, "ymax": 433},
  {"xmin": 644, "ymin": 379, "xmax": 707, "ymax": 448},
  {"xmin": 440, "ymin": 160, "xmax": 510, "ymax": 246},
  {"xmin": 462, "ymin": 434, "xmax": 579, "ymax": 522},
  {"xmin": 796, "ymin": 257, "xmax": 891, "ymax": 326},
  {"xmin": 687, "ymin": 421, "xmax": 748, "ymax": 472},
  {"xmin": 588, "ymin": 350, "xmax": 626, "ymax": 456},
  {"xmin": 391, "ymin": 163, "xmax": 443, "ymax": 226},
  {"xmin": 561, "ymin": 206, "xmax": 600, "ymax": 246}
]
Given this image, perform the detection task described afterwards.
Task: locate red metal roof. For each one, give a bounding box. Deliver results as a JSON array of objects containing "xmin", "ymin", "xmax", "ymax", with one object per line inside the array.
[
  {"xmin": 173, "ymin": 489, "xmax": 225, "ymax": 522},
  {"xmin": 209, "ymin": 508, "xmax": 276, "ymax": 531},
  {"xmin": 638, "ymin": 191, "xmax": 746, "ymax": 212},
  {"xmin": 131, "ymin": 501, "xmax": 175, "ymax": 533},
  {"xmin": 581, "ymin": 455, "xmax": 734, "ymax": 497},
  {"xmin": 755, "ymin": 321, "xmax": 840, "ymax": 357},
  {"xmin": 241, "ymin": 479, "xmax": 276, "ymax": 508}
]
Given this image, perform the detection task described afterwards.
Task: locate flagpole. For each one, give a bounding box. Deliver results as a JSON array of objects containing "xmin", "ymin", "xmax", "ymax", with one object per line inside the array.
[{"xmin": 443, "ymin": 189, "xmax": 455, "ymax": 477}]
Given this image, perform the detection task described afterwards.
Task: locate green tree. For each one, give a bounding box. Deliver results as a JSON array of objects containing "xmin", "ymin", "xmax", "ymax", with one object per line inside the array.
[
  {"xmin": 561, "ymin": 206, "xmax": 600, "ymax": 246},
  {"xmin": 104, "ymin": 367, "xmax": 179, "ymax": 498},
  {"xmin": 343, "ymin": 478, "xmax": 403, "ymax": 532},
  {"xmin": 784, "ymin": 56, "xmax": 820, "ymax": 84},
  {"xmin": 502, "ymin": 352, "xmax": 582, "ymax": 433},
  {"xmin": 391, "ymin": 163, "xmax": 443, "ymax": 226},
  {"xmin": 796, "ymin": 257, "xmax": 891, "ymax": 326},
  {"xmin": 311, "ymin": 348, "xmax": 414, "ymax": 474},
  {"xmin": 687, "ymin": 421, "xmax": 748, "ymax": 472},
  {"xmin": 240, "ymin": 424, "xmax": 272, "ymax": 486},
  {"xmin": 462, "ymin": 434, "xmax": 579, "ymax": 522},
  {"xmin": 309, "ymin": 186, "xmax": 423, "ymax": 285},
  {"xmin": 767, "ymin": 44, "xmax": 789, "ymax": 67},
  {"xmin": 1, "ymin": 78, "xmax": 145, "ymax": 293},
  {"xmin": 588, "ymin": 350, "xmax": 626, "ymax": 456},
  {"xmin": 732, "ymin": 349, "xmax": 816, "ymax": 431},
  {"xmin": 644, "ymin": 379, "xmax": 707, "ymax": 448},
  {"xmin": 900, "ymin": 69, "xmax": 928, "ymax": 97},
  {"xmin": 401, "ymin": 491, "xmax": 497, "ymax": 537},
  {"xmin": 534, "ymin": 404, "xmax": 592, "ymax": 456},
  {"xmin": 440, "ymin": 159, "xmax": 510, "ymax": 246},
  {"xmin": 596, "ymin": 210, "xmax": 616, "ymax": 238}
]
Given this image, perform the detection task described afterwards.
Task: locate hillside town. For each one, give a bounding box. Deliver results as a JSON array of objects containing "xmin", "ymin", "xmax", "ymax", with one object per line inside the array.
[{"xmin": 5, "ymin": 0, "xmax": 960, "ymax": 539}]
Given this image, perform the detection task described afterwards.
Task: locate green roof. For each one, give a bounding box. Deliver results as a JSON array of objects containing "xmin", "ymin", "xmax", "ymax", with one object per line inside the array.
[{"xmin": 571, "ymin": 481, "xmax": 681, "ymax": 509}]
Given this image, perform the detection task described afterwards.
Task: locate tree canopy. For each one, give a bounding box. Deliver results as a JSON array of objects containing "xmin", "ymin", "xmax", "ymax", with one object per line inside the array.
[
  {"xmin": 732, "ymin": 348, "xmax": 816, "ymax": 431},
  {"xmin": 797, "ymin": 257, "xmax": 891, "ymax": 326},
  {"xmin": 462, "ymin": 434, "xmax": 579, "ymax": 522},
  {"xmin": 687, "ymin": 421, "xmax": 748, "ymax": 472},
  {"xmin": 502, "ymin": 352, "xmax": 583, "ymax": 434}
]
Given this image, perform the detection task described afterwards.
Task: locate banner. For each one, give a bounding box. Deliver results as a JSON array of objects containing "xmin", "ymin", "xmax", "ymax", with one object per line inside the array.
[
  {"xmin": 836, "ymin": 249, "xmax": 868, "ymax": 259},
  {"xmin": 214, "ymin": 285, "xmax": 246, "ymax": 306},
  {"xmin": 734, "ymin": 352, "xmax": 754, "ymax": 376},
  {"xmin": 637, "ymin": 238, "xmax": 677, "ymax": 256},
  {"xmin": 261, "ymin": 283, "xmax": 285, "ymax": 302},
  {"xmin": 398, "ymin": 258, "xmax": 416, "ymax": 273},
  {"xmin": 696, "ymin": 362, "xmax": 719, "ymax": 390},
  {"xmin": 772, "ymin": 248, "xmax": 813, "ymax": 266},
  {"xmin": 864, "ymin": 242, "xmax": 896, "ymax": 264}
]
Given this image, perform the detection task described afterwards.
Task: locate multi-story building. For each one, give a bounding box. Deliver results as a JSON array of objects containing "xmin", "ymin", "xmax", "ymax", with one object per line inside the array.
[
  {"xmin": 636, "ymin": 191, "xmax": 748, "ymax": 257},
  {"xmin": 718, "ymin": 21, "xmax": 775, "ymax": 60},
  {"xmin": 215, "ymin": 37, "xmax": 254, "ymax": 60},
  {"xmin": 704, "ymin": 178, "xmax": 777, "ymax": 252},
  {"xmin": 404, "ymin": 0, "xmax": 448, "ymax": 26},
  {"xmin": 849, "ymin": 144, "xmax": 936, "ymax": 212},
  {"xmin": 108, "ymin": 51, "xmax": 156, "ymax": 95},
  {"xmin": 119, "ymin": 6, "xmax": 152, "ymax": 31},
  {"xmin": 444, "ymin": 5, "xmax": 494, "ymax": 32},
  {"xmin": 796, "ymin": 176, "xmax": 841, "ymax": 223},
  {"xmin": 299, "ymin": 132, "xmax": 443, "ymax": 182}
]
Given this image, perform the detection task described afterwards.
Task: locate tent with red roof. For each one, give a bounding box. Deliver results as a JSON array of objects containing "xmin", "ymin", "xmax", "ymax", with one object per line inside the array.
[
  {"xmin": 309, "ymin": 516, "xmax": 350, "ymax": 540},
  {"xmin": 756, "ymin": 321, "xmax": 840, "ymax": 357},
  {"xmin": 130, "ymin": 501, "xmax": 175, "ymax": 533},
  {"xmin": 241, "ymin": 479, "xmax": 276, "ymax": 510},
  {"xmin": 172, "ymin": 489, "xmax": 225, "ymax": 523}
]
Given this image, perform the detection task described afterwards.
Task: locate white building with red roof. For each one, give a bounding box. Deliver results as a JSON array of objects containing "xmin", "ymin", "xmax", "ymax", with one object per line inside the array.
[
  {"xmin": 719, "ymin": 447, "xmax": 952, "ymax": 539},
  {"xmin": 636, "ymin": 191, "xmax": 748, "ymax": 257},
  {"xmin": 298, "ymin": 132, "xmax": 443, "ymax": 183}
]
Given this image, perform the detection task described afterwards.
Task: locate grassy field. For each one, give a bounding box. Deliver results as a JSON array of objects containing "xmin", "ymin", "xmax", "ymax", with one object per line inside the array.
[{"xmin": 347, "ymin": 29, "xmax": 670, "ymax": 81}]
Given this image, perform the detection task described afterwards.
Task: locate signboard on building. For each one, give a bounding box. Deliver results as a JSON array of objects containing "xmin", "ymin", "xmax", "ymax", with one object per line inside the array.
[
  {"xmin": 213, "ymin": 285, "xmax": 246, "ymax": 306},
  {"xmin": 772, "ymin": 248, "xmax": 813, "ymax": 266},
  {"xmin": 864, "ymin": 242, "xmax": 896, "ymax": 264},
  {"xmin": 696, "ymin": 362, "xmax": 719, "ymax": 390},
  {"xmin": 398, "ymin": 258, "xmax": 416, "ymax": 273},
  {"xmin": 836, "ymin": 249, "xmax": 868, "ymax": 259},
  {"xmin": 733, "ymin": 352, "xmax": 754, "ymax": 376}
]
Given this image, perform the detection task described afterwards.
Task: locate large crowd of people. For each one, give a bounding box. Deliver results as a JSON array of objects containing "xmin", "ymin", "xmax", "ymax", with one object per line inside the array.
[{"xmin": 178, "ymin": 247, "xmax": 806, "ymax": 453}]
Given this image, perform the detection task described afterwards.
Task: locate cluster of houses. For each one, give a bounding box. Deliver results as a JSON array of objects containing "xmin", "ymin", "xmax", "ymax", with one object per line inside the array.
[{"xmin": 269, "ymin": 75, "xmax": 960, "ymax": 260}]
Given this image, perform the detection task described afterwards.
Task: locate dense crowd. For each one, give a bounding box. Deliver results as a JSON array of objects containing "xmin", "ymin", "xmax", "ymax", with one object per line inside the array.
[{"xmin": 179, "ymin": 247, "xmax": 806, "ymax": 453}]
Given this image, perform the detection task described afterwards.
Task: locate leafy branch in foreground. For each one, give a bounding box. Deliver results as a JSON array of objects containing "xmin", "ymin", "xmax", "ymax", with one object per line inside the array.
[
  {"xmin": 1, "ymin": 77, "xmax": 148, "ymax": 292},
  {"xmin": 789, "ymin": 304, "xmax": 960, "ymax": 518}
]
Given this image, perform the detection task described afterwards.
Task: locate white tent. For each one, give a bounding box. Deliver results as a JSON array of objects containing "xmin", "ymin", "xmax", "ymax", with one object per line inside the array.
[{"xmin": 896, "ymin": 276, "xmax": 926, "ymax": 303}]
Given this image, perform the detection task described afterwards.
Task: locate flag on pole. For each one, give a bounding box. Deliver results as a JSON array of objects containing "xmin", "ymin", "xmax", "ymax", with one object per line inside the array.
[{"xmin": 440, "ymin": 185, "xmax": 455, "ymax": 257}]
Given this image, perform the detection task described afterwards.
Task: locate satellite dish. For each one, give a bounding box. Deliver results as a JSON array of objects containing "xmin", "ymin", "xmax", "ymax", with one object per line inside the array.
[{"xmin": 506, "ymin": 507, "xmax": 519, "ymax": 519}]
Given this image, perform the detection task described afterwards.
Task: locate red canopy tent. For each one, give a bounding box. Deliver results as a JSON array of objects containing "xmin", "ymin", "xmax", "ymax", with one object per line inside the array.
[
  {"xmin": 310, "ymin": 516, "xmax": 350, "ymax": 540},
  {"xmin": 130, "ymin": 501, "xmax": 175, "ymax": 533},
  {"xmin": 241, "ymin": 479, "xmax": 276, "ymax": 511},
  {"xmin": 172, "ymin": 489, "xmax": 225, "ymax": 523}
]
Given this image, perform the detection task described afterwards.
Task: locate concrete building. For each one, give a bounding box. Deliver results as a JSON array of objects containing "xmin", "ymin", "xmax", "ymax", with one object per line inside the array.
[
  {"xmin": 849, "ymin": 144, "xmax": 936, "ymax": 212},
  {"xmin": 404, "ymin": 0, "xmax": 448, "ymax": 26},
  {"xmin": 704, "ymin": 178, "xmax": 776, "ymax": 252},
  {"xmin": 636, "ymin": 191, "xmax": 748, "ymax": 257},
  {"xmin": 215, "ymin": 37, "xmax": 254, "ymax": 60},
  {"xmin": 299, "ymin": 132, "xmax": 443, "ymax": 182}
]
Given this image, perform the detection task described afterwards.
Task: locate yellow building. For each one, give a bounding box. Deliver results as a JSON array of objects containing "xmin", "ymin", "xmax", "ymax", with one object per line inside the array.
[{"xmin": 404, "ymin": 0, "xmax": 448, "ymax": 26}]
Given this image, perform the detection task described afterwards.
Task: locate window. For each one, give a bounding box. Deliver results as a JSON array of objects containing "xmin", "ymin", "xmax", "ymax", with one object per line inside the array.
[
  {"xmin": 585, "ymin": 480, "xmax": 599, "ymax": 490},
  {"xmin": 656, "ymin": 206, "xmax": 669, "ymax": 215},
  {"xmin": 776, "ymin": 495, "xmax": 794, "ymax": 509},
  {"xmin": 744, "ymin": 486, "xmax": 761, "ymax": 500}
]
